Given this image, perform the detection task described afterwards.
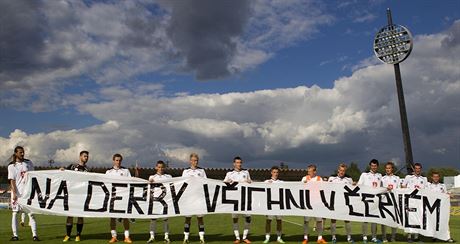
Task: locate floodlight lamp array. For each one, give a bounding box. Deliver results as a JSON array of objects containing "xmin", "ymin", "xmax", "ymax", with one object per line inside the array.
[{"xmin": 373, "ymin": 24, "xmax": 413, "ymax": 64}]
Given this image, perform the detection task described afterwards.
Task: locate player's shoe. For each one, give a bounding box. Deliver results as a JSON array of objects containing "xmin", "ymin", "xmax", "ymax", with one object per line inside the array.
[
  {"xmin": 447, "ymin": 239, "xmax": 454, "ymax": 243},
  {"xmin": 302, "ymin": 239, "xmax": 309, "ymax": 244},
  {"xmin": 277, "ymin": 238, "xmax": 286, "ymax": 243},
  {"xmin": 332, "ymin": 238, "xmax": 337, "ymax": 244},
  {"xmin": 318, "ymin": 238, "xmax": 328, "ymax": 244},
  {"xmin": 164, "ymin": 237, "xmax": 171, "ymax": 243},
  {"xmin": 63, "ymin": 235, "xmax": 70, "ymax": 242},
  {"xmin": 147, "ymin": 236, "xmax": 154, "ymax": 243},
  {"xmin": 263, "ymin": 238, "xmax": 270, "ymax": 243},
  {"xmin": 75, "ymin": 235, "xmax": 81, "ymax": 242},
  {"xmin": 242, "ymin": 239, "xmax": 251, "ymax": 244},
  {"xmin": 33, "ymin": 236, "xmax": 40, "ymax": 241},
  {"xmin": 371, "ymin": 238, "xmax": 382, "ymax": 243},
  {"xmin": 234, "ymin": 240, "xmax": 241, "ymax": 244},
  {"xmin": 348, "ymin": 238, "xmax": 355, "ymax": 243},
  {"xmin": 124, "ymin": 237, "xmax": 133, "ymax": 243},
  {"xmin": 200, "ymin": 238, "xmax": 206, "ymax": 244},
  {"xmin": 109, "ymin": 237, "xmax": 118, "ymax": 243},
  {"xmin": 383, "ymin": 239, "xmax": 388, "ymax": 243},
  {"xmin": 183, "ymin": 238, "xmax": 189, "ymax": 244},
  {"xmin": 10, "ymin": 236, "xmax": 19, "ymax": 241}
]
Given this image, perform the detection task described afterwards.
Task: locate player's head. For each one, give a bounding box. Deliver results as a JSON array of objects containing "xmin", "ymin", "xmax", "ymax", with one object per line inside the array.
[
  {"xmin": 13, "ymin": 146, "xmax": 25, "ymax": 162},
  {"xmin": 156, "ymin": 160, "xmax": 166, "ymax": 174},
  {"xmin": 233, "ymin": 156, "xmax": 243, "ymax": 171},
  {"xmin": 369, "ymin": 159, "xmax": 379, "ymax": 173},
  {"xmin": 79, "ymin": 151, "xmax": 89, "ymax": 164},
  {"xmin": 270, "ymin": 166, "xmax": 280, "ymax": 180},
  {"xmin": 189, "ymin": 153, "xmax": 199, "ymax": 168},
  {"xmin": 307, "ymin": 164, "xmax": 317, "ymax": 177},
  {"xmin": 413, "ymin": 163, "xmax": 422, "ymax": 176},
  {"xmin": 337, "ymin": 163, "xmax": 347, "ymax": 177},
  {"xmin": 112, "ymin": 153, "xmax": 123, "ymax": 168},
  {"xmin": 431, "ymin": 171, "xmax": 440, "ymax": 183},
  {"xmin": 385, "ymin": 162, "xmax": 395, "ymax": 175}
]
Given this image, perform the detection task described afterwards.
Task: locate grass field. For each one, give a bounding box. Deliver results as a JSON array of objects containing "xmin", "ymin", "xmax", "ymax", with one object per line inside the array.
[{"xmin": 0, "ymin": 210, "xmax": 458, "ymax": 243}]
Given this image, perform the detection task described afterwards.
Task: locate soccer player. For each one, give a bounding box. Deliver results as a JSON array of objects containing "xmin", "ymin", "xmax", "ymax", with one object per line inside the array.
[
  {"xmin": 263, "ymin": 166, "xmax": 285, "ymax": 244},
  {"xmin": 426, "ymin": 171, "xmax": 454, "ymax": 243},
  {"xmin": 7, "ymin": 146, "xmax": 39, "ymax": 241},
  {"xmin": 301, "ymin": 164, "xmax": 327, "ymax": 244},
  {"xmin": 224, "ymin": 156, "xmax": 253, "ymax": 244},
  {"xmin": 328, "ymin": 163, "xmax": 353, "ymax": 243},
  {"xmin": 105, "ymin": 154, "xmax": 133, "ymax": 244},
  {"xmin": 381, "ymin": 162, "xmax": 400, "ymax": 242},
  {"xmin": 182, "ymin": 153, "xmax": 207, "ymax": 244},
  {"xmin": 62, "ymin": 150, "xmax": 90, "ymax": 242},
  {"xmin": 401, "ymin": 163, "xmax": 427, "ymax": 242},
  {"xmin": 357, "ymin": 159, "xmax": 382, "ymax": 243},
  {"xmin": 147, "ymin": 160, "xmax": 172, "ymax": 243}
]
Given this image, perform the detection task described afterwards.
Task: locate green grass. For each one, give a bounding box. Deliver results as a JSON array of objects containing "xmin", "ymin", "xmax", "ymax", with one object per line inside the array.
[{"xmin": 0, "ymin": 210, "xmax": 458, "ymax": 243}]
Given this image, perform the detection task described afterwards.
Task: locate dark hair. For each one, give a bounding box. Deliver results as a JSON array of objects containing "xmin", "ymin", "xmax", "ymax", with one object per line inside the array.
[
  {"xmin": 431, "ymin": 170, "xmax": 440, "ymax": 176},
  {"xmin": 8, "ymin": 146, "xmax": 25, "ymax": 164},
  {"xmin": 414, "ymin": 162, "xmax": 422, "ymax": 168},
  {"xmin": 233, "ymin": 156, "xmax": 242, "ymax": 162},
  {"xmin": 369, "ymin": 159, "xmax": 379, "ymax": 166},
  {"xmin": 385, "ymin": 161, "xmax": 395, "ymax": 168},
  {"xmin": 270, "ymin": 166, "xmax": 280, "ymax": 172},
  {"xmin": 80, "ymin": 151, "xmax": 89, "ymax": 156},
  {"xmin": 307, "ymin": 164, "xmax": 317, "ymax": 170},
  {"xmin": 156, "ymin": 160, "xmax": 165, "ymax": 166},
  {"xmin": 112, "ymin": 153, "xmax": 123, "ymax": 161}
]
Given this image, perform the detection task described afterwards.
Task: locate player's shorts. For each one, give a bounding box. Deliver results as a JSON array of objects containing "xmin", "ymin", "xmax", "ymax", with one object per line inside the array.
[
  {"xmin": 10, "ymin": 199, "xmax": 22, "ymax": 212},
  {"xmin": 266, "ymin": 215, "xmax": 282, "ymax": 220},
  {"xmin": 185, "ymin": 215, "xmax": 204, "ymax": 218},
  {"xmin": 232, "ymin": 213, "xmax": 251, "ymax": 218},
  {"xmin": 304, "ymin": 216, "xmax": 322, "ymax": 221}
]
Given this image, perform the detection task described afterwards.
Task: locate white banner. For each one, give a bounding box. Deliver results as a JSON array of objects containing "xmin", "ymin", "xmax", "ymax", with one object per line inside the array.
[{"xmin": 19, "ymin": 170, "xmax": 451, "ymax": 240}]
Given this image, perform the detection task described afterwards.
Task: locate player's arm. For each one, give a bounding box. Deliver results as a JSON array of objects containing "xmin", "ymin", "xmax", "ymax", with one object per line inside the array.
[
  {"xmin": 9, "ymin": 179, "xmax": 18, "ymax": 201},
  {"xmin": 246, "ymin": 171, "xmax": 252, "ymax": 183},
  {"xmin": 223, "ymin": 172, "xmax": 232, "ymax": 183},
  {"xmin": 357, "ymin": 173, "xmax": 365, "ymax": 185}
]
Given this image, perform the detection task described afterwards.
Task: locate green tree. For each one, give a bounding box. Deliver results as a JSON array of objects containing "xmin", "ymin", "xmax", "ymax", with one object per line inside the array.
[{"xmin": 347, "ymin": 162, "xmax": 362, "ymax": 182}]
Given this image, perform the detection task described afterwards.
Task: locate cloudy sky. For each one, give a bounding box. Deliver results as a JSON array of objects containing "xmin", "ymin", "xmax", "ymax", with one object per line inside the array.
[{"xmin": 1, "ymin": 0, "xmax": 459, "ymax": 174}]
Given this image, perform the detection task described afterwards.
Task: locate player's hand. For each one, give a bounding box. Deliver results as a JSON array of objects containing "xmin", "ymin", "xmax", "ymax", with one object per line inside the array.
[
  {"xmin": 149, "ymin": 179, "xmax": 155, "ymax": 183},
  {"xmin": 59, "ymin": 167, "xmax": 65, "ymax": 171},
  {"xmin": 12, "ymin": 193, "xmax": 17, "ymax": 201},
  {"xmin": 247, "ymin": 179, "xmax": 252, "ymax": 183}
]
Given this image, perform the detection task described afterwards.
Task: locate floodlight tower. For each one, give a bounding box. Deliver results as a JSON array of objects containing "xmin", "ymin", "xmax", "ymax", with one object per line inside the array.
[{"xmin": 373, "ymin": 8, "xmax": 414, "ymax": 174}]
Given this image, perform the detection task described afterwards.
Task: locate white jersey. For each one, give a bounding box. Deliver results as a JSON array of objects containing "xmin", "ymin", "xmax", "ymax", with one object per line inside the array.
[
  {"xmin": 358, "ymin": 171, "xmax": 382, "ymax": 188},
  {"xmin": 149, "ymin": 173, "xmax": 172, "ymax": 182},
  {"xmin": 8, "ymin": 160, "xmax": 34, "ymax": 197},
  {"xmin": 264, "ymin": 178, "xmax": 283, "ymax": 183},
  {"xmin": 105, "ymin": 167, "xmax": 131, "ymax": 177},
  {"xmin": 224, "ymin": 169, "xmax": 251, "ymax": 183},
  {"xmin": 328, "ymin": 175, "xmax": 353, "ymax": 185},
  {"xmin": 427, "ymin": 182, "xmax": 447, "ymax": 193},
  {"xmin": 182, "ymin": 167, "xmax": 207, "ymax": 178},
  {"xmin": 402, "ymin": 174, "xmax": 428, "ymax": 189},
  {"xmin": 382, "ymin": 175, "xmax": 401, "ymax": 190},
  {"xmin": 301, "ymin": 175, "xmax": 323, "ymax": 183}
]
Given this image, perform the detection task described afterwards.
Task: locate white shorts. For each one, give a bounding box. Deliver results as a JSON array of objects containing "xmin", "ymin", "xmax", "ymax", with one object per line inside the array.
[
  {"xmin": 10, "ymin": 199, "xmax": 22, "ymax": 212},
  {"xmin": 304, "ymin": 216, "xmax": 322, "ymax": 221},
  {"xmin": 232, "ymin": 214, "xmax": 251, "ymax": 218},
  {"xmin": 266, "ymin": 215, "xmax": 282, "ymax": 220}
]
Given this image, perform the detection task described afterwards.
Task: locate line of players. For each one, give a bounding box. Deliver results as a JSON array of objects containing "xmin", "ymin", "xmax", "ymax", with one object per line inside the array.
[{"xmin": 7, "ymin": 146, "xmax": 454, "ymax": 243}]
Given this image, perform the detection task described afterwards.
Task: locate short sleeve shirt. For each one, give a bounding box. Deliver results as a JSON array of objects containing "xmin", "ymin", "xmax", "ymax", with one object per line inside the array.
[
  {"xmin": 427, "ymin": 182, "xmax": 447, "ymax": 193},
  {"xmin": 382, "ymin": 175, "xmax": 401, "ymax": 190},
  {"xmin": 328, "ymin": 174, "xmax": 353, "ymax": 185},
  {"xmin": 224, "ymin": 169, "xmax": 251, "ymax": 183},
  {"xmin": 301, "ymin": 175, "xmax": 322, "ymax": 183},
  {"xmin": 66, "ymin": 163, "xmax": 89, "ymax": 172},
  {"xmin": 8, "ymin": 160, "xmax": 34, "ymax": 196},
  {"xmin": 105, "ymin": 167, "xmax": 131, "ymax": 177},
  {"xmin": 182, "ymin": 167, "xmax": 207, "ymax": 178},
  {"xmin": 358, "ymin": 172, "xmax": 382, "ymax": 188},
  {"xmin": 149, "ymin": 173, "xmax": 173, "ymax": 182},
  {"xmin": 402, "ymin": 174, "xmax": 428, "ymax": 189}
]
